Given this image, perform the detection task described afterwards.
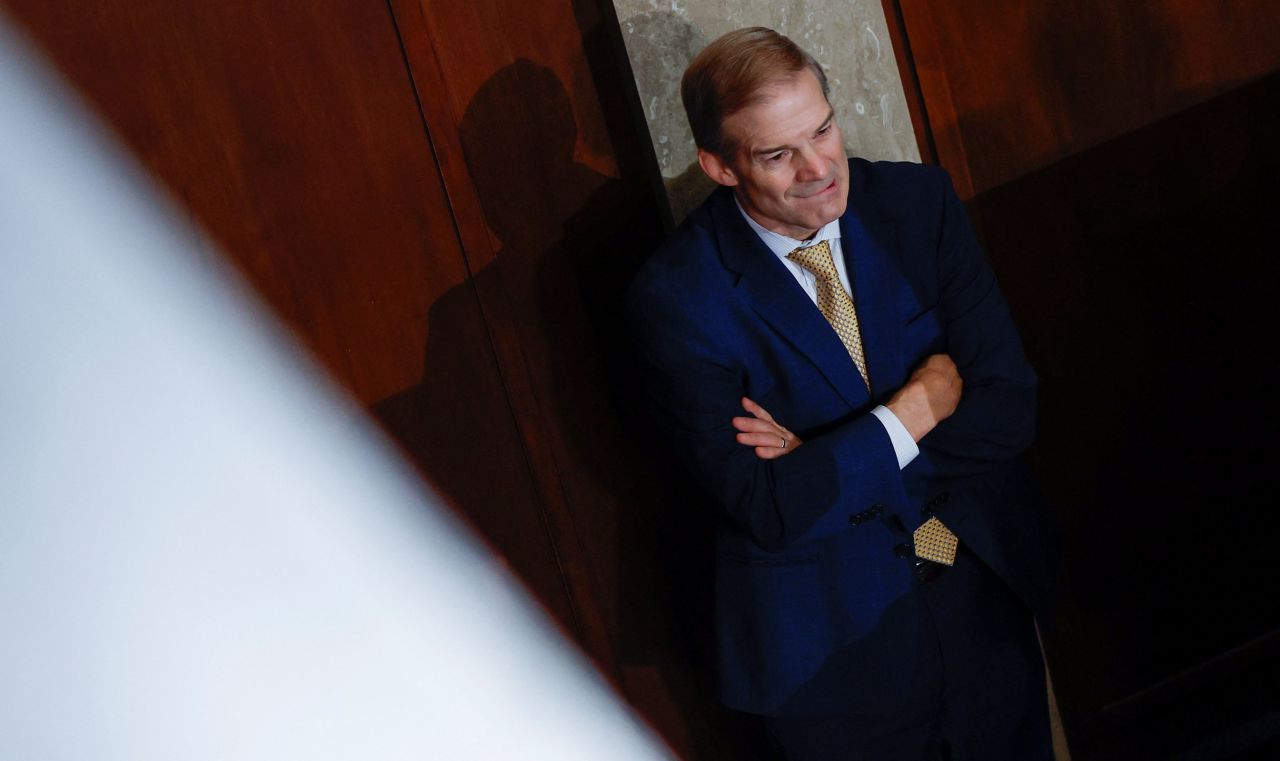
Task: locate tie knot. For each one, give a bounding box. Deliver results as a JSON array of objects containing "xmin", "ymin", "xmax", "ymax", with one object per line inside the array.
[{"xmin": 787, "ymin": 239, "xmax": 837, "ymax": 280}]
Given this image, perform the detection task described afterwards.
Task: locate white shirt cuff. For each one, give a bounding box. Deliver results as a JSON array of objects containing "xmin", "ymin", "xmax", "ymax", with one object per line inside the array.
[{"xmin": 870, "ymin": 405, "xmax": 920, "ymax": 470}]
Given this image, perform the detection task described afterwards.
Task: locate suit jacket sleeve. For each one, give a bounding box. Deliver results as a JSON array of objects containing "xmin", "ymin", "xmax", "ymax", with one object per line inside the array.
[{"xmin": 907, "ymin": 169, "xmax": 1038, "ymax": 485}]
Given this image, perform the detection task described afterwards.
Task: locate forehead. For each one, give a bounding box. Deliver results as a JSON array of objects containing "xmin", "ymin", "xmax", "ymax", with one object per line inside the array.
[{"xmin": 721, "ymin": 70, "xmax": 831, "ymax": 153}]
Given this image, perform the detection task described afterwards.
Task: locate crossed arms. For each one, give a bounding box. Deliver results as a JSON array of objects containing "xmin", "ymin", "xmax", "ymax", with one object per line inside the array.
[
  {"xmin": 734, "ymin": 353, "xmax": 965, "ymax": 459},
  {"xmin": 628, "ymin": 169, "xmax": 1036, "ymax": 551}
]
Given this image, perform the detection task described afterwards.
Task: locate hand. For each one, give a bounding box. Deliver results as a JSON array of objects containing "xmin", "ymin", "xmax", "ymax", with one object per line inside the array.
[
  {"xmin": 733, "ymin": 397, "xmax": 802, "ymax": 460},
  {"xmin": 886, "ymin": 353, "xmax": 963, "ymax": 442}
]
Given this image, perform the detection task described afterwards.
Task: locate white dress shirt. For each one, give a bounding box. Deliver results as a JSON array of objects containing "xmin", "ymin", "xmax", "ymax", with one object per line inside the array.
[{"xmin": 736, "ymin": 200, "xmax": 919, "ymax": 469}]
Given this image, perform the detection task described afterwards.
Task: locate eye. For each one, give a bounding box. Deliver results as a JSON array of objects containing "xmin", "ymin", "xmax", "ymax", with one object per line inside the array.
[
  {"xmin": 816, "ymin": 123, "xmax": 833, "ymax": 136},
  {"xmin": 764, "ymin": 150, "xmax": 789, "ymax": 164}
]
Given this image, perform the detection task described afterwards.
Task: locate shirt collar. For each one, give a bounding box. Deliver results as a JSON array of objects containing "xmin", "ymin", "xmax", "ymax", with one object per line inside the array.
[{"xmin": 734, "ymin": 196, "xmax": 842, "ymax": 259}]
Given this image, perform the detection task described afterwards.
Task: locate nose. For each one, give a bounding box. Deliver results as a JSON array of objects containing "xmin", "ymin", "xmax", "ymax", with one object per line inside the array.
[{"xmin": 795, "ymin": 145, "xmax": 827, "ymax": 182}]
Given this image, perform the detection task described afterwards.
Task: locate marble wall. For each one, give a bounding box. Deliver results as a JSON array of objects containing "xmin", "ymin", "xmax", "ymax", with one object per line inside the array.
[{"xmin": 613, "ymin": 0, "xmax": 920, "ymax": 221}]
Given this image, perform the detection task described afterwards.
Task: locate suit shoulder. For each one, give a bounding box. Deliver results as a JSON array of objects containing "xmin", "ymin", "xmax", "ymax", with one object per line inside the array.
[
  {"xmin": 627, "ymin": 201, "xmax": 731, "ymax": 312},
  {"xmin": 851, "ymin": 158, "xmax": 951, "ymax": 194},
  {"xmin": 848, "ymin": 158, "xmax": 955, "ymax": 220}
]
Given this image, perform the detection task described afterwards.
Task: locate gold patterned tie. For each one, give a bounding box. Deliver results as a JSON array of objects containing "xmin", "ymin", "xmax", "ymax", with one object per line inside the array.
[
  {"xmin": 914, "ymin": 516, "xmax": 958, "ymax": 566},
  {"xmin": 789, "ymin": 241, "xmax": 959, "ymax": 565},
  {"xmin": 787, "ymin": 240, "xmax": 871, "ymax": 392}
]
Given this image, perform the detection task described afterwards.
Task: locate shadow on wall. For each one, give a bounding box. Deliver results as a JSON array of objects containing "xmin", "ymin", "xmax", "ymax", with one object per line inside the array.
[
  {"xmin": 370, "ymin": 56, "xmax": 699, "ymax": 691},
  {"xmin": 371, "ymin": 60, "xmax": 650, "ymax": 604},
  {"xmin": 372, "ymin": 57, "xmax": 777, "ymax": 761}
]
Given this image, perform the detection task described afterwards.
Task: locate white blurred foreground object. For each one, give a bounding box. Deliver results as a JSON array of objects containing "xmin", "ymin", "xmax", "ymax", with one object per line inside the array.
[{"xmin": 0, "ymin": 17, "xmax": 673, "ymax": 761}]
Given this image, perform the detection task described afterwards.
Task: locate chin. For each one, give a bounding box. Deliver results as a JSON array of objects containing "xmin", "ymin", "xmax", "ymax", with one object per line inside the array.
[{"xmin": 812, "ymin": 197, "xmax": 847, "ymax": 227}]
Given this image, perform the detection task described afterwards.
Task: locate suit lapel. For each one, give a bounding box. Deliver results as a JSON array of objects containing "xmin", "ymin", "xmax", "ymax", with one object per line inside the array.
[
  {"xmin": 711, "ymin": 189, "xmax": 870, "ymax": 410},
  {"xmin": 838, "ymin": 186, "xmax": 902, "ymax": 400}
]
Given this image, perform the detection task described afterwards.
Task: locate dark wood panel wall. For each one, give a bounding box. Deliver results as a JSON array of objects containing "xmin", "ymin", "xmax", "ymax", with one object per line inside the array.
[
  {"xmin": 895, "ymin": 0, "xmax": 1280, "ymax": 199},
  {"xmin": 2, "ymin": 1, "xmax": 736, "ymax": 758},
  {"xmin": 884, "ymin": 1, "xmax": 1280, "ymax": 757}
]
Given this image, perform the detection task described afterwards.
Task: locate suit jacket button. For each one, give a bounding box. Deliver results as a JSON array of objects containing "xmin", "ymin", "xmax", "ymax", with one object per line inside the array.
[
  {"xmin": 871, "ymin": 503, "xmax": 885, "ymax": 515},
  {"xmin": 894, "ymin": 543, "xmax": 913, "ymax": 559},
  {"xmin": 849, "ymin": 514, "xmax": 864, "ymax": 526}
]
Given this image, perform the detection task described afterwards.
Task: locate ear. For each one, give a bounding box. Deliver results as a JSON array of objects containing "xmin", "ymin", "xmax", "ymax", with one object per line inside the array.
[{"xmin": 697, "ymin": 148, "xmax": 738, "ymax": 187}]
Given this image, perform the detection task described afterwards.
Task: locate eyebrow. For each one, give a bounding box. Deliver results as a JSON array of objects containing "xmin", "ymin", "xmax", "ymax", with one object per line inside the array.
[{"xmin": 752, "ymin": 109, "xmax": 836, "ymax": 158}]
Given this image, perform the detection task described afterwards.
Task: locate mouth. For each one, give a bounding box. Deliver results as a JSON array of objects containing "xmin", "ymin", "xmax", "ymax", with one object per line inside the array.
[{"xmin": 796, "ymin": 177, "xmax": 838, "ymax": 200}]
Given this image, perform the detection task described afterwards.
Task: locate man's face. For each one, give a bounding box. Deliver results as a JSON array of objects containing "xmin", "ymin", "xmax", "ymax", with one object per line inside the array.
[{"xmin": 699, "ymin": 69, "xmax": 849, "ymax": 239}]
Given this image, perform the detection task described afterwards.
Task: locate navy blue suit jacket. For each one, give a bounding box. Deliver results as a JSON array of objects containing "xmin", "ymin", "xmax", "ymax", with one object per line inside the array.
[{"xmin": 626, "ymin": 159, "xmax": 1050, "ymax": 717}]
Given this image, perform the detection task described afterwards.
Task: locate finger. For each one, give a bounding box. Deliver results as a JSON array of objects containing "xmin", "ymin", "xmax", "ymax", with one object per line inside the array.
[
  {"xmin": 740, "ymin": 396, "xmax": 776, "ymax": 423},
  {"xmin": 754, "ymin": 445, "xmax": 786, "ymax": 460},
  {"xmin": 753, "ymin": 436, "xmax": 803, "ymax": 459},
  {"xmin": 736, "ymin": 431, "xmax": 785, "ymax": 448},
  {"xmin": 732, "ymin": 416, "xmax": 782, "ymax": 433}
]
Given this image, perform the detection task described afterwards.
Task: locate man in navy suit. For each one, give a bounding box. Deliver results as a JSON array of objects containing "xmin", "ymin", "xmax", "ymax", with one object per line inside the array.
[{"xmin": 627, "ymin": 28, "xmax": 1055, "ymax": 760}]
